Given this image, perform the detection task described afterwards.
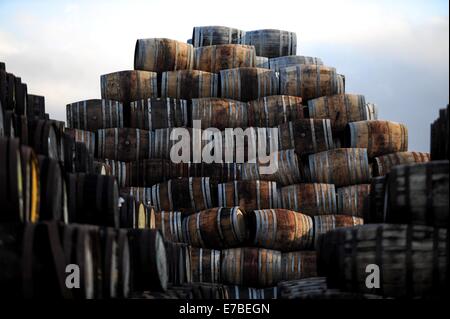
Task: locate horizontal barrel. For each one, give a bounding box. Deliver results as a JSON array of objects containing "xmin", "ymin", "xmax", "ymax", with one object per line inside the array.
[
  {"xmin": 368, "ymin": 176, "xmax": 387, "ymax": 223},
  {"xmin": 161, "ymin": 70, "xmax": 218, "ymax": 99},
  {"xmin": 38, "ymin": 156, "xmax": 65, "ymax": 222},
  {"xmin": 165, "ymin": 241, "xmax": 191, "ymax": 285},
  {"xmin": 345, "ymin": 120, "xmax": 408, "ymax": 158},
  {"xmin": 192, "ymin": 26, "xmax": 245, "ymax": 47},
  {"xmin": 313, "ymin": 215, "xmax": 364, "ymax": 246},
  {"xmin": 241, "ymin": 29, "xmax": 296, "ymax": 58},
  {"xmin": 281, "ymin": 251, "xmax": 317, "ymax": 281},
  {"xmin": 248, "ymin": 95, "xmax": 304, "ymax": 127},
  {"xmin": 194, "ymin": 44, "xmax": 256, "ymax": 73},
  {"xmin": 134, "ymin": 38, "xmax": 194, "ymax": 72},
  {"xmin": 336, "ymin": 184, "xmax": 371, "ymax": 218},
  {"xmin": 65, "ymin": 128, "xmax": 95, "ymax": 156},
  {"xmin": 27, "ymin": 119, "xmax": 59, "ymax": 160},
  {"xmin": 373, "ymin": 151, "xmax": 430, "ymax": 176},
  {"xmin": 269, "ymin": 55, "xmax": 323, "ymax": 72},
  {"xmin": 154, "ymin": 211, "xmax": 184, "ymax": 243},
  {"xmin": 103, "ymin": 159, "xmax": 132, "ymax": 188},
  {"xmin": 66, "ymin": 99, "xmax": 123, "ymax": 131},
  {"xmin": 27, "ymin": 94, "xmax": 46, "ymax": 119},
  {"xmin": 119, "ymin": 195, "xmax": 147, "ymax": 229},
  {"xmin": 189, "ymin": 247, "xmax": 221, "ymax": 283}
]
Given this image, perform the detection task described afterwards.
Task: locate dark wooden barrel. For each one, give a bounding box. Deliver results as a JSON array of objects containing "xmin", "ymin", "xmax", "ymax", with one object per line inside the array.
[
  {"xmin": 96, "ymin": 128, "xmax": 153, "ymax": 162},
  {"xmin": 116, "ymin": 229, "xmax": 131, "ymax": 298},
  {"xmin": 194, "ymin": 44, "xmax": 256, "ymax": 73},
  {"xmin": 2, "ymin": 110, "xmax": 15, "ymax": 137},
  {"xmin": 134, "ymin": 38, "xmax": 194, "ymax": 72},
  {"xmin": 0, "ymin": 101, "xmax": 4, "ymax": 136},
  {"xmin": 269, "ymin": 55, "xmax": 324, "ymax": 71},
  {"xmin": 278, "ymin": 119, "xmax": 334, "ymax": 155},
  {"xmin": 221, "ymin": 247, "xmax": 282, "ymax": 287},
  {"xmin": 317, "ymin": 224, "xmax": 448, "ymax": 298},
  {"xmin": 14, "ymin": 77, "xmax": 28, "ymax": 116},
  {"xmin": 281, "ymin": 251, "xmax": 317, "ymax": 281},
  {"xmin": 218, "ymin": 180, "xmax": 280, "ymax": 211},
  {"xmin": 183, "ymin": 207, "xmax": 247, "ymax": 249},
  {"xmin": 280, "ymin": 183, "xmax": 337, "ymax": 216},
  {"xmin": 307, "ymin": 148, "xmax": 371, "ymax": 187},
  {"xmin": 103, "ymin": 159, "xmax": 132, "ymax": 188},
  {"xmin": 368, "ymin": 176, "xmax": 387, "ymax": 223},
  {"xmin": 128, "ymin": 229, "xmax": 168, "ymax": 292},
  {"xmin": 99, "ymin": 227, "xmax": 118, "ymax": 298},
  {"xmin": 249, "ymin": 209, "xmax": 314, "ymax": 251},
  {"xmin": 38, "ymin": 156, "xmax": 65, "ymax": 221},
  {"xmin": 192, "ymin": 26, "xmax": 245, "ymax": 47},
  {"xmin": 27, "ymin": 94, "xmax": 46, "ymax": 119},
  {"xmin": 337, "ymin": 184, "xmax": 371, "ymax": 218},
  {"xmin": 28, "ymin": 119, "xmax": 59, "ymax": 159},
  {"xmin": 255, "ymin": 56, "xmax": 269, "ymax": 68},
  {"xmin": 12, "ymin": 113, "xmax": 29, "ymax": 145},
  {"xmin": 153, "ymin": 127, "xmax": 207, "ymax": 161},
  {"xmin": 279, "ymin": 65, "xmax": 344, "ymax": 101},
  {"xmin": 74, "ymin": 142, "xmax": 94, "ymax": 173},
  {"xmin": 66, "ymin": 99, "xmax": 123, "ymax": 131},
  {"xmin": 307, "ymin": 94, "xmax": 377, "ymax": 133},
  {"xmin": 431, "ymin": 105, "xmax": 449, "ymax": 160},
  {"xmin": 241, "ymin": 29, "xmax": 296, "ymax": 58},
  {"xmin": 161, "ymin": 70, "xmax": 218, "ymax": 99},
  {"xmin": 0, "ymin": 72, "xmax": 15, "ymax": 111},
  {"xmin": 0, "ymin": 138, "xmax": 24, "ymax": 222},
  {"xmin": 154, "ymin": 211, "xmax": 184, "ymax": 242},
  {"xmin": 92, "ymin": 161, "xmax": 111, "ymax": 175},
  {"xmin": 247, "ymin": 95, "xmax": 304, "ymax": 127},
  {"xmin": 313, "ymin": 215, "xmax": 363, "ymax": 246},
  {"xmin": 0, "ymin": 224, "xmax": 23, "ymax": 297},
  {"xmin": 119, "ymin": 195, "xmax": 146, "ymax": 229},
  {"xmin": 121, "ymin": 186, "xmax": 152, "ymax": 205},
  {"xmin": 130, "ymin": 159, "xmax": 190, "ymax": 187},
  {"xmin": 62, "ymin": 133, "xmax": 76, "ymax": 173},
  {"xmin": 150, "ymin": 177, "xmax": 218, "ymax": 214},
  {"xmin": 373, "ymin": 151, "xmax": 430, "ymax": 176},
  {"xmin": 165, "ymin": 241, "xmax": 191, "ymax": 285},
  {"xmin": 100, "ymin": 70, "xmax": 158, "ymax": 103},
  {"xmin": 65, "ymin": 128, "xmax": 95, "ymax": 156},
  {"xmin": 189, "ymin": 247, "xmax": 221, "ymax": 283},
  {"xmin": 385, "ymin": 161, "xmax": 449, "ymax": 228},
  {"xmin": 129, "ymin": 97, "xmax": 189, "ymax": 130},
  {"xmin": 20, "ymin": 146, "xmax": 40, "ymax": 223},
  {"xmin": 220, "ymin": 67, "xmax": 279, "ymax": 102},
  {"xmin": 191, "ymin": 97, "xmax": 248, "ymax": 130}
]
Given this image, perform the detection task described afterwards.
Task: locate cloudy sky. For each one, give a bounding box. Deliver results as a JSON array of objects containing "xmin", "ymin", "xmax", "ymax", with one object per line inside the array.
[{"xmin": 1, "ymin": 0, "xmax": 448, "ymax": 151}]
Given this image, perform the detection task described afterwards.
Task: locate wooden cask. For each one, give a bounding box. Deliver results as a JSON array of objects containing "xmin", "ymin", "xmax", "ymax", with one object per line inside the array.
[
  {"xmin": 128, "ymin": 229, "xmax": 168, "ymax": 292},
  {"xmin": 192, "ymin": 26, "xmax": 245, "ymax": 47},
  {"xmin": 430, "ymin": 105, "xmax": 449, "ymax": 160},
  {"xmin": 336, "ymin": 184, "xmax": 371, "ymax": 218},
  {"xmin": 116, "ymin": 229, "xmax": 131, "ymax": 298},
  {"xmin": 65, "ymin": 128, "xmax": 95, "ymax": 156},
  {"xmin": 121, "ymin": 187, "xmax": 152, "ymax": 205},
  {"xmin": 100, "ymin": 70, "xmax": 158, "ymax": 103},
  {"xmin": 92, "ymin": 161, "xmax": 111, "ymax": 176},
  {"xmin": 280, "ymin": 183, "xmax": 337, "ymax": 216},
  {"xmin": 154, "ymin": 211, "xmax": 184, "ymax": 242},
  {"xmin": 269, "ymin": 56, "xmax": 324, "ymax": 72},
  {"xmin": 13, "ymin": 77, "xmax": 27, "ymax": 116},
  {"xmin": 119, "ymin": 195, "xmax": 147, "ymax": 229},
  {"xmin": 307, "ymin": 94, "xmax": 377, "ymax": 132},
  {"xmin": 307, "ymin": 148, "xmax": 371, "ymax": 187},
  {"xmin": 99, "ymin": 228, "xmax": 122, "ymax": 298},
  {"xmin": 241, "ymin": 29, "xmax": 296, "ymax": 58},
  {"xmin": 74, "ymin": 141, "xmax": 94, "ymax": 173},
  {"xmin": 134, "ymin": 38, "xmax": 194, "ymax": 72},
  {"xmin": 66, "ymin": 99, "xmax": 123, "ymax": 131},
  {"xmin": 220, "ymin": 67, "xmax": 279, "ymax": 102},
  {"xmin": 221, "ymin": 247, "xmax": 282, "ymax": 287},
  {"xmin": 97, "ymin": 128, "xmax": 154, "ymax": 162},
  {"xmin": 38, "ymin": 156, "xmax": 65, "ymax": 222},
  {"xmin": 278, "ymin": 119, "xmax": 334, "ymax": 155},
  {"xmin": 255, "ymin": 56, "xmax": 269, "ymax": 68},
  {"xmin": 279, "ymin": 65, "xmax": 344, "ymax": 101},
  {"xmin": 385, "ymin": 161, "xmax": 449, "ymax": 228},
  {"xmin": 373, "ymin": 151, "xmax": 430, "ymax": 176},
  {"xmin": 165, "ymin": 241, "xmax": 191, "ymax": 285},
  {"xmin": 248, "ymin": 95, "xmax": 304, "ymax": 127},
  {"xmin": 27, "ymin": 94, "xmax": 45, "ymax": 119},
  {"xmin": 152, "ymin": 127, "xmax": 206, "ymax": 160},
  {"xmin": 20, "ymin": 146, "xmax": 40, "ymax": 223},
  {"xmin": 345, "ymin": 120, "xmax": 408, "ymax": 158},
  {"xmin": 128, "ymin": 97, "xmax": 189, "ymax": 130},
  {"xmin": 189, "ymin": 247, "xmax": 221, "ymax": 283},
  {"xmin": 183, "ymin": 207, "xmax": 247, "ymax": 249},
  {"xmin": 368, "ymin": 176, "xmax": 386, "ymax": 223},
  {"xmin": 281, "ymin": 251, "xmax": 317, "ymax": 281},
  {"xmin": 317, "ymin": 224, "xmax": 448, "ymax": 298},
  {"xmin": 130, "ymin": 159, "xmax": 191, "ymax": 187},
  {"xmin": 313, "ymin": 215, "xmax": 363, "ymax": 246},
  {"xmin": 150, "ymin": 177, "xmax": 218, "ymax": 214},
  {"xmin": 103, "ymin": 159, "xmax": 132, "ymax": 188},
  {"xmin": 194, "ymin": 44, "xmax": 256, "ymax": 73},
  {"xmin": 218, "ymin": 180, "xmax": 280, "ymax": 211},
  {"xmin": 10, "ymin": 113, "xmax": 28, "ymax": 145},
  {"xmin": 28, "ymin": 119, "xmax": 59, "ymax": 160},
  {"xmin": 191, "ymin": 97, "xmax": 248, "ymax": 130},
  {"xmin": 250, "ymin": 209, "xmax": 314, "ymax": 251},
  {"xmin": 161, "ymin": 70, "xmax": 218, "ymax": 99},
  {"xmin": 0, "ymin": 224, "xmax": 23, "ymax": 297}
]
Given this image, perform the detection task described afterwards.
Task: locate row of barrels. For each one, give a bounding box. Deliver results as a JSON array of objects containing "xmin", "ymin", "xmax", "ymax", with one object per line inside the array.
[
  {"xmin": 430, "ymin": 104, "xmax": 449, "ymax": 160},
  {"xmin": 100, "ymin": 67, "xmax": 344, "ymax": 103}
]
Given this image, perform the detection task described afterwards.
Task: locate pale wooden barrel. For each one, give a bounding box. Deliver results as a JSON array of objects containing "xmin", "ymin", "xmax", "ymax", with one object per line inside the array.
[
  {"xmin": 247, "ymin": 95, "xmax": 304, "ymax": 127},
  {"xmin": 373, "ymin": 151, "xmax": 430, "ymax": 176},
  {"xmin": 192, "ymin": 26, "xmax": 245, "ymax": 47},
  {"xmin": 336, "ymin": 184, "xmax": 371, "ymax": 218},
  {"xmin": 161, "ymin": 70, "xmax": 218, "ymax": 100},
  {"xmin": 241, "ymin": 29, "xmax": 297, "ymax": 58},
  {"xmin": 194, "ymin": 44, "xmax": 256, "ymax": 73},
  {"xmin": 269, "ymin": 56, "xmax": 324, "ymax": 72},
  {"xmin": 189, "ymin": 247, "xmax": 221, "ymax": 283},
  {"xmin": 281, "ymin": 251, "xmax": 317, "ymax": 281}
]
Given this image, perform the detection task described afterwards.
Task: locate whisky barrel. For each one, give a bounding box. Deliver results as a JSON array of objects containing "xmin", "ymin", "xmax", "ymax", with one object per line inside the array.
[
  {"xmin": 152, "ymin": 127, "xmax": 207, "ymax": 160},
  {"xmin": 154, "ymin": 211, "xmax": 184, "ymax": 242},
  {"xmin": 161, "ymin": 70, "xmax": 218, "ymax": 99},
  {"xmin": 150, "ymin": 177, "xmax": 218, "ymax": 214},
  {"xmin": 191, "ymin": 97, "xmax": 248, "ymax": 130},
  {"xmin": 269, "ymin": 56, "xmax": 324, "ymax": 72},
  {"xmin": 99, "ymin": 228, "xmax": 119, "ymax": 298},
  {"xmin": 0, "ymin": 138, "xmax": 24, "ymax": 222},
  {"xmin": 116, "ymin": 229, "xmax": 131, "ymax": 298},
  {"xmin": 368, "ymin": 176, "xmax": 387, "ymax": 223},
  {"xmin": 134, "ymin": 38, "xmax": 194, "ymax": 72},
  {"xmin": 280, "ymin": 183, "xmax": 337, "ymax": 216},
  {"xmin": 317, "ymin": 224, "xmax": 449, "ymax": 298},
  {"xmin": 130, "ymin": 159, "xmax": 190, "ymax": 187},
  {"xmin": 119, "ymin": 195, "xmax": 146, "ymax": 229},
  {"xmin": 430, "ymin": 105, "xmax": 449, "ymax": 160},
  {"xmin": 65, "ymin": 128, "xmax": 95, "ymax": 156},
  {"xmin": 103, "ymin": 159, "xmax": 132, "ymax": 188},
  {"xmin": 194, "ymin": 44, "xmax": 256, "ymax": 73},
  {"xmin": 38, "ymin": 156, "xmax": 65, "ymax": 221},
  {"xmin": 307, "ymin": 148, "xmax": 371, "ymax": 187},
  {"xmin": 0, "ymin": 224, "xmax": 23, "ymax": 297},
  {"xmin": 190, "ymin": 247, "xmax": 221, "ymax": 283},
  {"xmin": 279, "ymin": 65, "xmax": 344, "ymax": 101},
  {"xmin": 1, "ymin": 72, "xmax": 15, "ymax": 111},
  {"xmin": 74, "ymin": 142, "xmax": 94, "ymax": 173},
  {"xmin": 307, "ymin": 94, "xmax": 377, "ymax": 132},
  {"xmin": 220, "ymin": 67, "xmax": 279, "ymax": 102},
  {"xmin": 313, "ymin": 215, "xmax": 363, "ymax": 245},
  {"xmin": 345, "ymin": 120, "xmax": 408, "ymax": 158},
  {"xmin": 192, "ymin": 26, "xmax": 245, "ymax": 47},
  {"xmin": 183, "ymin": 207, "xmax": 247, "ymax": 249},
  {"xmin": 27, "ymin": 94, "xmax": 45, "ymax": 119},
  {"xmin": 62, "ymin": 133, "xmax": 76, "ymax": 173},
  {"xmin": 14, "ymin": 77, "xmax": 27, "ymax": 116},
  {"xmin": 121, "ymin": 187, "xmax": 152, "ymax": 205},
  {"xmin": 281, "ymin": 251, "xmax": 317, "ymax": 281},
  {"xmin": 100, "ymin": 70, "xmax": 158, "ymax": 103},
  {"xmin": 373, "ymin": 151, "xmax": 431, "ymax": 176},
  {"xmin": 96, "ymin": 128, "xmax": 154, "ymax": 162},
  {"xmin": 128, "ymin": 97, "xmax": 189, "ymax": 130},
  {"xmin": 337, "ymin": 184, "xmax": 371, "ymax": 218},
  {"xmin": 28, "ymin": 119, "xmax": 59, "ymax": 159},
  {"xmin": 241, "ymin": 29, "xmax": 296, "ymax": 58},
  {"xmin": 20, "ymin": 146, "xmax": 40, "ymax": 223},
  {"xmin": 2, "ymin": 110, "xmax": 15, "ymax": 137},
  {"xmin": 218, "ymin": 180, "xmax": 280, "ymax": 211},
  {"xmin": 165, "ymin": 241, "xmax": 191, "ymax": 285},
  {"xmin": 250, "ymin": 209, "xmax": 314, "ymax": 251},
  {"xmin": 11, "ymin": 113, "xmax": 28, "ymax": 145},
  {"xmin": 127, "ymin": 229, "xmax": 168, "ymax": 292},
  {"xmin": 255, "ymin": 56, "xmax": 269, "ymax": 68},
  {"xmin": 278, "ymin": 119, "xmax": 334, "ymax": 155},
  {"xmin": 66, "ymin": 99, "xmax": 123, "ymax": 131},
  {"xmin": 385, "ymin": 161, "xmax": 449, "ymax": 228},
  {"xmin": 247, "ymin": 95, "xmax": 304, "ymax": 127},
  {"xmin": 221, "ymin": 247, "xmax": 282, "ymax": 287}
]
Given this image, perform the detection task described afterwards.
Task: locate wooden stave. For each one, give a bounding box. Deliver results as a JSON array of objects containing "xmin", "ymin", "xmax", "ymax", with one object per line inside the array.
[
  {"xmin": 281, "ymin": 251, "xmax": 317, "ymax": 281},
  {"xmin": 161, "ymin": 70, "xmax": 218, "ymax": 100},
  {"xmin": 192, "ymin": 26, "xmax": 245, "ymax": 47},
  {"xmin": 269, "ymin": 56, "xmax": 324, "ymax": 71},
  {"xmin": 194, "ymin": 44, "xmax": 256, "ymax": 73},
  {"xmin": 189, "ymin": 247, "xmax": 221, "ymax": 283}
]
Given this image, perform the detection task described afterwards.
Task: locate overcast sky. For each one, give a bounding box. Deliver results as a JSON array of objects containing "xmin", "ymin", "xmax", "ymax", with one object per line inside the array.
[{"xmin": 1, "ymin": 0, "xmax": 448, "ymax": 151}]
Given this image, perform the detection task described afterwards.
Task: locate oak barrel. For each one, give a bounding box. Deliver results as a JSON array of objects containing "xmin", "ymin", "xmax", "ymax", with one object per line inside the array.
[
  {"xmin": 313, "ymin": 215, "xmax": 364, "ymax": 246},
  {"xmin": 154, "ymin": 211, "xmax": 184, "ymax": 242},
  {"xmin": 336, "ymin": 184, "xmax": 371, "ymax": 218},
  {"xmin": 192, "ymin": 26, "xmax": 245, "ymax": 47},
  {"xmin": 28, "ymin": 119, "xmax": 59, "ymax": 159},
  {"xmin": 269, "ymin": 55, "xmax": 324, "ymax": 71},
  {"xmin": 189, "ymin": 247, "xmax": 221, "ymax": 283},
  {"xmin": 119, "ymin": 195, "xmax": 146, "ymax": 229},
  {"xmin": 161, "ymin": 70, "xmax": 218, "ymax": 99},
  {"xmin": 38, "ymin": 156, "xmax": 65, "ymax": 221},
  {"xmin": 194, "ymin": 44, "xmax": 256, "ymax": 73},
  {"xmin": 103, "ymin": 159, "xmax": 132, "ymax": 188},
  {"xmin": 27, "ymin": 94, "xmax": 46, "ymax": 119},
  {"xmin": 66, "ymin": 99, "xmax": 123, "ymax": 131},
  {"xmin": 241, "ymin": 29, "xmax": 296, "ymax": 58},
  {"xmin": 373, "ymin": 151, "xmax": 430, "ymax": 176},
  {"xmin": 65, "ymin": 128, "xmax": 95, "ymax": 156},
  {"xmin": 281, "ymin": 251, "xmax": 317, "ymax": 281}
]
